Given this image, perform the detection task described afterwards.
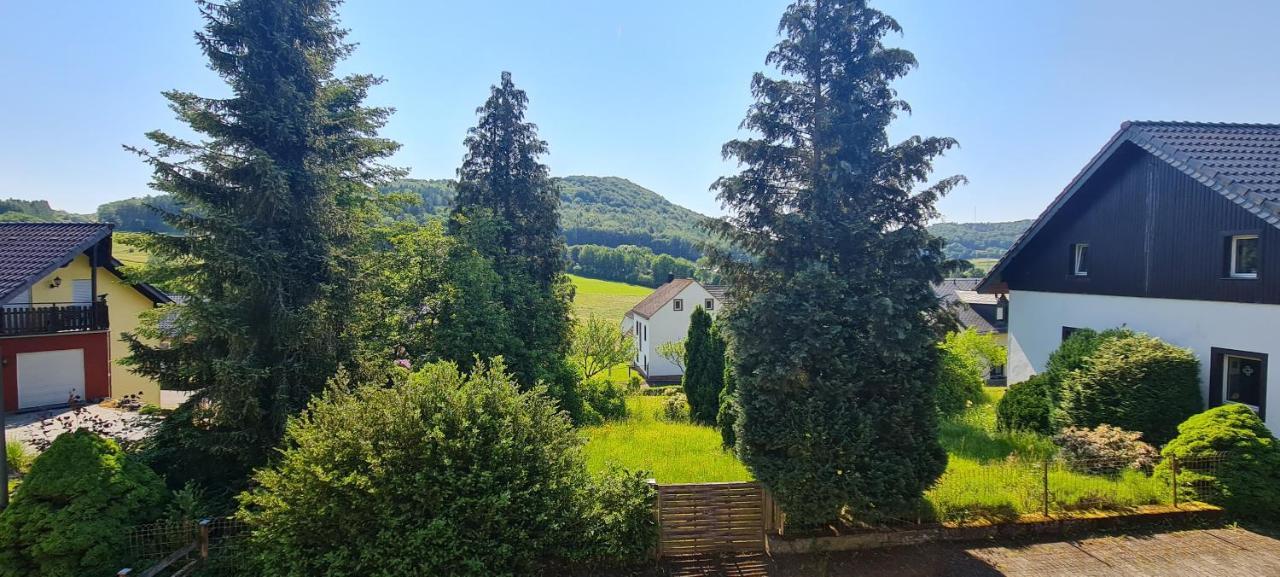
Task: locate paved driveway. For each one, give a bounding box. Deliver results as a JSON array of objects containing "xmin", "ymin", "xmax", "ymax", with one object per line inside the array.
[
  {"xmin": 655, "ymin": 528, "xmax": 1280, "ymax": 577},
  {"xmin": 4, "ymin": 404, "xmax": 153, "ymax": 448}
]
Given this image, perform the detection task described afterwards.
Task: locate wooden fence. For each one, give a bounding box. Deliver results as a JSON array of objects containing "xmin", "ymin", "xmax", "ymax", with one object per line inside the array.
[{"xmin": 652, "ymin": 481, "xmax": 780, "ymax": 558}]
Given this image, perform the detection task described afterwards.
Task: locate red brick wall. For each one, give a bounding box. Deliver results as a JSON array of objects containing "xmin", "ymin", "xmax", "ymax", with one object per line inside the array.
[{"xmin": 0, "ymin": 331, "xmax": 111, "ymax": 412}]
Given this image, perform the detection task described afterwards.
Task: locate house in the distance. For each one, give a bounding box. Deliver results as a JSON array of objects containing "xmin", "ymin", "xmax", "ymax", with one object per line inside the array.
[
  {"xmin": 624, "ymin": 276, "xmax": 726, "ymax": 383},
  {"xmin": 979, "ymin": 121, "xmax": 1280, "ymax": 433},
  {"xmin": 934, "ymin": 278, "xmax": 1009, "ymax": 384},
  {"xmin": 0, "ymin": 223, "xmax": 170, "ymax": 411}
]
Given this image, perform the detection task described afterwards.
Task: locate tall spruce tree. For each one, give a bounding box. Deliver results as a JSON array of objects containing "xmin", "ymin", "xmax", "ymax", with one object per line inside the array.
[
  {"xmin": 448, "ymin": 72, "xmax": 579, "ymax": 418},
  {"xmin": 710, "ymin": 0, "xmax": 963, "ymax": 526},
  {"xmin": 682, "ymin": 307, "xmax": 724, "ymax": 425},
  {"xmin": 124, "ymin": 0, "xmax": 400, "ymax": 493}
]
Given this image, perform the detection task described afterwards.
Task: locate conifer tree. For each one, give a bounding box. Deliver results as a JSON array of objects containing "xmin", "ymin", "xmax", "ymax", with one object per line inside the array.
[
  {"xmin": 682, "ymin": 307, "xmax": 724, "ymax": 424},
  {"xmin": 710, "ymin": 0, "xmax": 963, "ymax": 526},
  {"xmin": 124, "ymin": 0, "xmax": 400, "ymax": 493},
  {"xmin": 448, "ymin": 72, "xmax": 579, "ymax": 417}
]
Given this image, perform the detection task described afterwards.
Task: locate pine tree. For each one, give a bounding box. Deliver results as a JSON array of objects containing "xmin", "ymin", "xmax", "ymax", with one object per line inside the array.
[
  {"xmin": 124, "ymin": 0, "xmax": 400, "ymax": 493},
  {"xmin": 682, "ymin": 307, "xmax": 724, "ymax": 424},
  {"xmin": 448, "ymin": 72, "xmax": 579, "ymax": 418},
  {"xmin": 710, "ymin": 0, "xmax": 962, "ymax": 526}
]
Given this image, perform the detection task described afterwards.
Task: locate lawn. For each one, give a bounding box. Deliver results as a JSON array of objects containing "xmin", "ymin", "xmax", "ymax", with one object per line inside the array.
[
  {"xmin": 568, "ymin": 274, "xmax": 651, "ymax": 321},
  {"xmin": 582, "ymin": 396, "xmax": 751, "ymax": 483},
  {"xmin": 968, "ymin": 258, "xmax": 1000, "ymax": 273}
]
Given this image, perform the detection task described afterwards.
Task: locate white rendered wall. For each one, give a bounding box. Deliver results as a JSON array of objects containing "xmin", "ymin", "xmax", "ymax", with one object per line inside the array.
[
  {"xmin": 636, "ymin": 283, "xmax": 720, "ymax": 378},
  {"xmin": 1007, "ymin": 290, "xmax": 1279, "ymax": 433}
]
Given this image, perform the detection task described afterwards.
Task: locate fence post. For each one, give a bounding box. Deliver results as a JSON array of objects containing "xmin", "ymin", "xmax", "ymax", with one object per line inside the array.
[
  {"xmin": 1041, "ymin": 459, "xmax": 1051, "ymax": 518},
  {"xmin": 1171, "ymin": 456, "xmax": 1180, "ymax": 509},
  {"xmin": 649, "ymin": 480, "xmax": 661, "ymax": 561},
  {"xmin": 198, "ymin": 518, "xmax": 211, "ymax": 560}
]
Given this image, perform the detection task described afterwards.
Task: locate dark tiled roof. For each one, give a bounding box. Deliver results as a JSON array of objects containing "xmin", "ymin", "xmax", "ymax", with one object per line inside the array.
[
  {"xmin": 934, "ymin": 278, "xmax": 1003, "ymax": 334},
  {"xmin": 627, "ymin": 278, "xmax": 695, "ymax": 319},
  {"xmin": 0, "ymin": 223, "xmax": 112, "ymax": 303},
  {"xmin": 703, "ymin": 284, "xmax": 728, "ymax": 302},
  {"xmin": 980, "ymin": 121, "xmax": 1280, "ymax": 293}
]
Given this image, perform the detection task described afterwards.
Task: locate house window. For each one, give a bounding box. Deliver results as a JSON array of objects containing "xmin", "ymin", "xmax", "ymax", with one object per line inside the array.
[
  {"xmin": 1071, "ymin": 243, "xmax": 1089, "ymax": 276},
  {"xmin": 990, "ymin": 364, "xmax": 1005, "ymax": 379},
  {"xmin": 1211, "ymin": 348, "xmax": 1266, "ymax": 419},
  {"xmin": 1229, "ymin": 234, "xmax": 1260, "ymax": 278},
  {"xmin": 673, "ymin": 299, "xmax": 683, "ymax": 312},
  {"xmin": 705, "ymin": 298, "xmax": 715, "ymax": 310},
  {"xmin": 995, "ymin": 307, "xmax": 1004, "ymax": 321}
]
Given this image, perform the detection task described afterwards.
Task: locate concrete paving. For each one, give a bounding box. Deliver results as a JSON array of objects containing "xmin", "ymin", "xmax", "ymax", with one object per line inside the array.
[{"xmin": 4, "ymin": 403, "xmax": 154, "ymax": 448}]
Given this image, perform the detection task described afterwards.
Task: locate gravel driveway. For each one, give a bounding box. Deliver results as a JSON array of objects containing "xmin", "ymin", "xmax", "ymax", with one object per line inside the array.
[{"xmin": 4, "ymin": 404, "xmax": 154, "ymax": 449}]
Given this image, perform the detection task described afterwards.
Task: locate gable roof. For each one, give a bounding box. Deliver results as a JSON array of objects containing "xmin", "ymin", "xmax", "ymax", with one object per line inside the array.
[
  {"xmin": 978, "ymin": 121, "xmax": 1280, "ymax": 293},
  {"xmin": 0, "ymin": 222, "xmax": 170, "ymax": 305},
  {"xmin": 627, "ymin": 278, "xmax": 696, "ymax": 319},
  {"xmin": 933, "ymin": 278, "xmax": 1003, "ymax": 334}
]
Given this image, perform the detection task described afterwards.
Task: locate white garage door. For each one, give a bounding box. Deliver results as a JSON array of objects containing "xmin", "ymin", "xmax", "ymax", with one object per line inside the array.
[{"xmin": 17, "ymin": 349, "xmax": 85, "ymax": 409}]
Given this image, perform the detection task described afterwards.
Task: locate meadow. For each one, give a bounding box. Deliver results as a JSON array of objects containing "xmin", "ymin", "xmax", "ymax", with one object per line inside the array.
[
  {"xmin": 582, "ymin": 396, "xmax": 751, "ymax": 483},
  {"xmin": 568, "ymin": 274, "xmax": 651, "ymax": 321}
]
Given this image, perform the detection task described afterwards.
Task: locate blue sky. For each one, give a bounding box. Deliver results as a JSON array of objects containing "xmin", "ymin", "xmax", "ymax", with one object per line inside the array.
[{"xmin": 2, "ymin": 1, "xmax": 1278, "ymax": 222}]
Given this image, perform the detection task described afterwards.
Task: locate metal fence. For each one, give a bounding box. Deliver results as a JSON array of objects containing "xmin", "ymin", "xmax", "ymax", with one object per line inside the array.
[{"xmin": 120, "ymin": 517, "xmax": 246, "ymax": 577}]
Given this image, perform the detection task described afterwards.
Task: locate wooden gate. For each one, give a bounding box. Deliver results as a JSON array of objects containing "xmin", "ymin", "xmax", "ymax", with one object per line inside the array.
[{"xmin": 654, "ymin": 481, "xmax": 778, "ymax": 558}]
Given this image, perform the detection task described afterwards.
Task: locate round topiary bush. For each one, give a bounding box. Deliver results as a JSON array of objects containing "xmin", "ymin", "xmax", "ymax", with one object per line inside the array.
[
  {"xmin": 0, "ymin": 430, "xmax": 168, "ymax": 577},
  {"xmin": 1155, "ymin": 404, "xmax": 1280, "ymax": 518},
  {"xmin": 996, "ymin": 374, "xmax": 1054, "ymax": 434},
  {"xmin": 1058, "ymin": 333, "xmax": 1201, "ymax": 445},
  {"xmin": 237, "ymin": 360, "xmax": 653, "ymax": 576}
]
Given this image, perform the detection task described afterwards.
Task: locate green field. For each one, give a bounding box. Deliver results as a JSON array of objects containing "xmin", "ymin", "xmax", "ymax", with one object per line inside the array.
[
  {"xmin": 568, "ymin": 274, "xmax": 651, "ymax": 321},
  {"xmin": 582, "ymin": 396, "xmax": 751, "ymax": 483},
  {"xmin": 968, "ymin": 258, "xmax": 1000, "ymax": 273}
]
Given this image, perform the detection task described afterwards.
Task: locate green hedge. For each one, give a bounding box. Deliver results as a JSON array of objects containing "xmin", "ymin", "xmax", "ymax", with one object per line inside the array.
[
  {"xmin": 996, "ymin": 373, "xmax": 1054, "ymax": 435},
  {"xmin": 1155, "ymin": 404, "xmax": 1280, "ymax": 518},
  {"xmin": 0, "ymin": 431, "xmax": 167, "ymax": 577},
  {"xmin": 1059, "ymin": 333, "xmax": 1201, "ymax": 445}
]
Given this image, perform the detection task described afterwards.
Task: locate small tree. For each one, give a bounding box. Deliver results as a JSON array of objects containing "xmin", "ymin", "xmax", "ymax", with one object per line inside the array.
[
  {"xmin": 718, "ymin": 353, "xmax": 738, "ymax": 448},
  {"xmin": 682, "ymin": 307, "xmax": 725, "ymax": 424},
  {"xmin": 657, "ymin": 339, "xmax": 686, "ymax": 373},
  {"xmin": 1059, "ymin": 333, "xmax": 1201, "ymax": 444},
  {"xmin": 572, "ymin": 315, "xmax": 637, "ymax": 381},
  {"xmin": 0, "ymin": 431, "xmax": 168, "ymax": 577},
  {"xmin": 936, "ymin": 329, "xmax": 1005, "ymax": 416}
]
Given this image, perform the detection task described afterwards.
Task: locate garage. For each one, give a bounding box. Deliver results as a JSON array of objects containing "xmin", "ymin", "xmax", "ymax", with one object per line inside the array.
[{"xmin": 16, "ymin": 349, "xmax": 85, "ymax": 409}]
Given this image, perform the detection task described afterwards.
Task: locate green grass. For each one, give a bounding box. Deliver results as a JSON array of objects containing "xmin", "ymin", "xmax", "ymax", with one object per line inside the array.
[
  {"xmin": 926, "ymin": 387, "xmax": 1171, "ymax": 522},
  {"xmin": 568, "ymin": 274, "xmax": 651, "ymax": 321},
  {"xmin": 582, "ymin": 396, "xmax": 751, "ymax": 483},
  {"xmin": 968, "ymin": 258, "xmax": 1000, "ymax": 273},
  {"xmin": 112, "ymin": 234, "xmax": 149, "ymax": 267}
]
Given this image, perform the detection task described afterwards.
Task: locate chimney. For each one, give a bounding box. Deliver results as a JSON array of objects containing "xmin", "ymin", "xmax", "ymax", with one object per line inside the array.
[{"xmin": 667, "ymin": 272, "xmax": 675, "ymax": 284}]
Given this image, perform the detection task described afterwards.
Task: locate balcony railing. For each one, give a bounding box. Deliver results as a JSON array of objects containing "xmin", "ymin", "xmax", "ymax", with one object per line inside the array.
[{"xmin": 0, "ymin": 301, "xmax": 109, "ymax": 337}]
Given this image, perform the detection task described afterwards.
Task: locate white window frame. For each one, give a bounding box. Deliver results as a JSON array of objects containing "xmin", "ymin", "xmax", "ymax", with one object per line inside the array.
[
  {"xmin": 1072, "ymin": 243, "xmax": 1089, "ymax": 276},
  {"xmin": 1230, "ymin": 234, "xmax": 1259, "ymax": 279},
  {"xmin": 995, "ymin": 307, "xmax": 1005, "ymax": 321}
]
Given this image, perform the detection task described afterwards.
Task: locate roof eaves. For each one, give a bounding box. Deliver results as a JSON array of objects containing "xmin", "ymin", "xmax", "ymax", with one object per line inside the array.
[{"xmin": 0, "ymin": 224, "xmax": 114, "ymax": 303}]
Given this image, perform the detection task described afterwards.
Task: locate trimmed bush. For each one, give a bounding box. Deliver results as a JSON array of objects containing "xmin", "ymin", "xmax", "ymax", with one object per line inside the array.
[
  {"xmin": 237, "ymin": 361, "xmax": 653, "ymax": 576},
  {"xmin": 662, "ymin": 392, "xmax": 691, "ymax": 422},
  {"xmin": 1044, "ymin": 328, "xmax": 1132, "ymax": 403},
  {"xmin": 996, "ymin": 374, "xmax": 1054, "ymax": 435},
  {"xmin": 0, "ymin": 430, "xmax": 168, "ymax": 577},
  {"xmin": 1059, "ymin": 333, "xmax": 1201, "ymax": 445},
  {"xmin": 1053, "ymin": 425, "xmax": 1158, "ymax": 474},
  {"xmin": 1155, "ymin": 404, "xmax": 1280, "ymax": 518}
]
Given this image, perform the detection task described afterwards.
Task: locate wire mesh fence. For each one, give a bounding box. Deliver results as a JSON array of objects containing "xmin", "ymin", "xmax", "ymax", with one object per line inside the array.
[{"xmin": 121, "ymin": 517, "xmax": 247, "ymax": 577}]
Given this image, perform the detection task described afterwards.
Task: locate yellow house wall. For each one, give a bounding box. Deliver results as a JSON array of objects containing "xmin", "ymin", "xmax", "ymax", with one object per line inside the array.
[{"xmin": 30, "ymin": 254, "xmax": 160, "ymax": 406}]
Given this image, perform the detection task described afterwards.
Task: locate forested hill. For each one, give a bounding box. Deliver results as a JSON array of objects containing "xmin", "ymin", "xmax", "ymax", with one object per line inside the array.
[
  {"xmin": 0, "ymin": 199, "xmax": 89, "ymax": 222},
  {"xmin": 927, "ymin": 219, "xmax": 1033, "ymax": 260}
]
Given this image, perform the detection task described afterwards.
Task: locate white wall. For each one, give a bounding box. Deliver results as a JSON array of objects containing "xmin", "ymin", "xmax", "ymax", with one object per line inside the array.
[
  {"xmin": 632, "ymin": 283, "xmax": 721, "ymax": 378},
  {"xmin": 1008, "ymin": 290, "xmax": 1280, "ymax": 433}
]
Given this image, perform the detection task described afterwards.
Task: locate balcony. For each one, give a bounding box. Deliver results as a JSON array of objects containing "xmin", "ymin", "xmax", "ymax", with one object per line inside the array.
[{"xmin": 0, "ymin": 301, "xmax": 109, "ymax": 337}]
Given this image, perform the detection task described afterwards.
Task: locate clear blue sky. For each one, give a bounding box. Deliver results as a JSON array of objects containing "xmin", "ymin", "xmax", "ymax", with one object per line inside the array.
[{"xmin": 2, "ymin": 1, "xmax": 1279, "ymax": 222}]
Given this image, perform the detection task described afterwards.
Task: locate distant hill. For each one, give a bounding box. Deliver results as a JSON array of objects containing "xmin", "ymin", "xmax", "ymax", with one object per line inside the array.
[
  {"xmin": 0, "ymin": 199, "xmax": 90, "ymax": 223},
  {"xmin": 928, "ymin": 219, "xmax": 1033, "ymax": 260}
]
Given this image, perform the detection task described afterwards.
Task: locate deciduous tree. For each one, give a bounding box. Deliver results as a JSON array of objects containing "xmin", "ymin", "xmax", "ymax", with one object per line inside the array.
[
  {"xmin": 571, "ymin": 315, "xmax": 637, "ymax": 381},
  {"xmin": 709, "ymin": 0, "xmax": 962, "ymax": 526}
]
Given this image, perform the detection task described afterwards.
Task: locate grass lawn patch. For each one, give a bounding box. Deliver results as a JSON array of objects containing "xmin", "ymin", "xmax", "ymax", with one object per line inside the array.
[
  {"xmin": 569, "ymin": 274, "xmax": 651, "ymax": 321},
  {"xmin": 582, "ymin": 396, "xmax": 751, "ymax": 484},
  {"xmin": 926, "ymin": 388, "xmax": 1173, "ymax": 523}
]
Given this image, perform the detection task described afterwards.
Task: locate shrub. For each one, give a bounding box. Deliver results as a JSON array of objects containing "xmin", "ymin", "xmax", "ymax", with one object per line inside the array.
[
  {"xmin": 1044, "ymin": 328, "xmax": 1132, "ymax": 403},
  {"xmin": 996, "ymin": 374, "xmax": 1054, "ymax": 435},
  {"xmin": 1053, "ymin": 425, "xmax": 1158, "ymax": 474},
  {"xmin": 579, "ymin": 378, "xmax": 628, "ymax": 425},
  {"xmin": 682, "ymin": 309, "xmax": 725, "ymax": 424},
  {"xmin": 1059, "ymin": 333, "xmax": 1201, "ymax": 445},
  {"xmin": 718, "ymin": 360, "xmax": 738, "ymax": 449},
  {"xmin": 662, "ymin": 392, "xmax": 691, "ymax": 422},
  {"xmin": 0, "ymin": 430, "xmax": 168, "ymax": 577},
  {"xmin": 5, "ymin": 441, "xmax": 31, "ymax": 476},
  {"xmin": 238, "ymin": 360, "xmax": 648, "ymax": 576},
  {"xmin": 568, "ymin": 469, "xmax": 657, "ymax": 569},
  {"xmin": 935, "ymin": 347, "xmax": 985, "ymax": 417},
  {"xmin": 1155, "ymin": 404, "xmax": 1280, "ymax": 518}
]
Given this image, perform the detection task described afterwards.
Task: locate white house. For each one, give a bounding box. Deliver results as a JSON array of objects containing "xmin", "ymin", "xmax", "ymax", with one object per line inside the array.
[
  {"xmin": 623, "ymin": 277, "xmax": 726, "ymax": 383},
  {"xmin": 978, "ymin": 121, "xmax": 1280, "ymax": 434}
]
